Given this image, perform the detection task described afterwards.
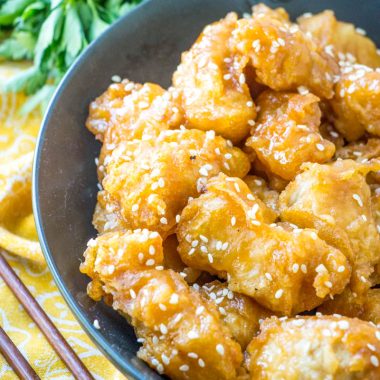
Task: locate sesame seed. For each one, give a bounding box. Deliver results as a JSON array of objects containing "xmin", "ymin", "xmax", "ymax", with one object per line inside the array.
[
  {"xmin": 200, "ymin": 246, "xmax": 208, "ymax": 253},
  {"xmin": 356, "ymin": 27, "xmax": 366, "ymax": 35},
  {"xmin": 275, "ymin": 289, "xmax": 283, "ymax": 299},
  {"xmin": 239, "ymin": 73, "xmax": 246, "ymax": 84},
  {"xmin": 149, "ymin": 245, "xmax": 155, "ymax": 255},
  {"xmin": 222, "ymin": 242, "xmax": 229, "ymax": 250},
  {"xmin": 200, "ymin": 235, "xmax": 208, "ymax": 243},
  {"xmin": 155, "ymin": 266, "xmax": 164, "ymax": 270},
  {"xmin": 246, "ymin": 101, "xmax": 254, "ymax": 107},
  {"xmin": 301, "ymin": 264, "xmax": 307, "ymax": 273},
  {"xmin": 160, "ymin": 324, "xmax": 168, "ymax": 334},
  {"xmin": 138, "ymin": 252, "xmax": 144, "ymax": 261},
  {"xmin": 93, "ymin": 319, "xmax": 100, "ymax": 329},
  {"xmin": 198, "ymin": 358, "xmax": 205, "ymax": 367},
  {"xmin": 131, "ymin": 204, "xmax": 139, "ymax": 212},
  {"xmin": 265, "ymin": 272, "xmax": 273, "ymax": 281},
  {"xmin": 325, "ymin": 281, "xmax": 333, "ymax": 288},
  {"xmin": 176, "ymin": 214, "xmax": 181, "ymax": 223},
  {"xmin": 223, "ymin": 74, "xmax": 232, "ymax": 80},
  {"xmin": 338, "ymin": 266, "xmax": 345, "ymax": 273},
  {"xmin": 130, "ymin": 289, "xmax": 137, "ymax": 299},
  {"xmin": 247, "ymin": 193, "xmax": 255, "ymax": 201},
  {"xmin": 160, "ymin": 217, "xmax": 168, "ymax": 225},
  {"xmin": 224, "ymin": 153, "xmax": 232, "ymax": 160},
  {"xmin": 188, "ymin": 331, "xmax": 198, "ymax": 339},
  {"xmin": 362, "ymin": 215, "xmax": 367, "ymax": 222},
  {"xmin": 216, "ymin": 344, "xmax": 225, "ymax": 356},
  {"xmin": 248, "ymin": 119, "xmax": 255, "ymax": 126},
  {"xmin": 208, "ymin": 254, "xmax": 214, "ymax": 263},
  {"xmin": 111, "ymin": 75, "xmax": 121, "ymax": 82},
  {"xmin": 179, "ymin": 365, "xmax": 189, "ymax": 372},
  {"xmin": 159, "ymin": 303, "xmax": 167, "ymax": 311},
  {"xmin": 292, "ymin": 263, "xmax": 299, "ymax": 273},
  {"xmin": 352, "ymin": 194, "xmax": 363, "ymax": 207},
  {"xmin": 196, "ymin": 306, "xmax": 205, "ymax": 315},
  {"xmin": 188, "ymin": 352, "xmax": 198, "ymax": 359},
  {"xmin": 191, "ymin": 240, "xmax": 199, "ymax": 248},
  {"xmin": 376, "ymin": 331, "xmax": 380, "ymax": 341},
  {"xmin": 338, "ymin": 320, "xmax": 349, "ymax": 330},
  {"xmin": 231, "ymin": 216, "xmax": 236, "ymax": 226},
  {"xmin": 146, "ymin": 259, "xmax": 155, "ymax": 266},
  {"xmin": 161, "ymin": 354, "xmax": 170, "ymax": 365},
  {"xmin": 170, "ymin": 293, "xmax": 179, "ymax": 304},
  {"xmin": 368, "ymin": 343, "xmax": 376, "ymax": 351},
  {"xmin": 297, "ymin": 86, "xmax": 309, "ymax": 95},
  {"xmin": 316, "ymin": 143, "xmax": 325, "ymax": 151},
  {"xmin": 371, "ymin": 355, "xmax": 379, "ymax": 367},
  {"xmin": 316, "ymin": 264, "xmax": 327, "ymax": 273}
]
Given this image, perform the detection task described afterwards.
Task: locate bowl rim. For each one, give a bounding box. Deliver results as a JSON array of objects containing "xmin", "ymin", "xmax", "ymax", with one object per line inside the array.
[{"xmin": 32, "ymin": 1, "xmax": 155, "ymax": 378}]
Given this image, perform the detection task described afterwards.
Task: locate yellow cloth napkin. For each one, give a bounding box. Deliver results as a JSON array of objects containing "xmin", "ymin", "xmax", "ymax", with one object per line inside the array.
[{"xmin": 0, "ymin": 63, "xmax": 125, "ymax": 379}]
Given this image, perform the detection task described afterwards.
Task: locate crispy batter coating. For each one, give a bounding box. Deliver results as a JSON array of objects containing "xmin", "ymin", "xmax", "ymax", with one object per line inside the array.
[
  {"xmin": 86, "ymin": 81, "xmax": 181, "ymax": 142},
  {"xmin": 177, "ymin": 173, "xmax": 350, "ymax": 315},
  {"xmin": 80, "ymin": 230, "xmax": 243, "ymax": 380},
  {"xmin": 330, "ymin": 65, "xmax": 380, "ymax": 141},
  {"xmin": 231, "ymin": 5, "xmax": 338, "ymax": 99},
  {"xmin": 298, "ymin": 10, "xmax": 380, "ymax": 68},
  {"xmin": 197, "ymin": 280, "xmax": 271, "ymax": 349},
  {"xmin": 279, "ymin": 159, "xmax": 380, "ymax": 294},
  {"xmin": 102, "ymin": 129, "xmax": 250, "ymax": 238},
  {"xmin": 172, "ymin": 13, "xmax": 256, "ymax": 143},
  {"xmin": 319, "ymin": 288, "xmax": 380, "ymax": 325},
  {"xmin": 246, "ymin": 91, "xmax": 335, "ymax": 180},
  {"xmin": 243, "ymin": 175, "xmax": 279, "ymax": 218},
  {"xmin": 246, "ymin": 316, "xmax": 380, "ymax": 379}
]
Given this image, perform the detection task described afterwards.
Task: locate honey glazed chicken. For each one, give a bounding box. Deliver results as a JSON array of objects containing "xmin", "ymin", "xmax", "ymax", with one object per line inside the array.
[{"xmin": 81, "ymin": 4, "xmax": 380, "ymax": 379}]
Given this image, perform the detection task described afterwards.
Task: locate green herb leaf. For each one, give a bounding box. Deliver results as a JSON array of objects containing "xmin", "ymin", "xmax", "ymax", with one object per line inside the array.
[
  {"xmin": 0, "ymin": 0, "xmax": 35, "ymax": 26},
  {"xmin": 0, "ymin": 31, "xmax": 35, "ymax": 60}
]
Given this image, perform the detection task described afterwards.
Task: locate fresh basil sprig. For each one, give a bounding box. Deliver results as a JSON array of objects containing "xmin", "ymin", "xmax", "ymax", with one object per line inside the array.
[{"xmin": 0, "ymin": 0, "xmax": 142, "ymax": 112}]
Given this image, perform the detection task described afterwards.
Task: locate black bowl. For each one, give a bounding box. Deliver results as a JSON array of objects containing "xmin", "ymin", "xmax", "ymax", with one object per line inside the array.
[{"xmin": 33, "ymin": 0, "xmax": 380, "ymax": 378}]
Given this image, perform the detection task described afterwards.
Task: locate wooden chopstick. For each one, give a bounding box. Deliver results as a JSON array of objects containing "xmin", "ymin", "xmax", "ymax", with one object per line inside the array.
[
  {"xmin": 0, "ymin": 251, "xmax": 94, "ymax": 380},
  {"xmin": 0, "ymin": 325, "xmax": 40, "ymax": 380}
]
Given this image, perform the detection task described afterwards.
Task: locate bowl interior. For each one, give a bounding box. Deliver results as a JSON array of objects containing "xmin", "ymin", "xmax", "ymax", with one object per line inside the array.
[{"xmin": 33, "ymin": 0, "xmax": 380, "ymax": 378}]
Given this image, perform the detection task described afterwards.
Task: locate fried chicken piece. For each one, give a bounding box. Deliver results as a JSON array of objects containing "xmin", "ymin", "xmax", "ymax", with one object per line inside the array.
[
  {"xmin": 172, "ymin": 13, "xmax": 256, "ymax": 143},
  {"xmin": 336, "ymin": 138, "xmax": 380, "ymax": 162},
  {"xmin": 298, "ymin": 10, "xmax": 380, "ymax": 68},
  {"xmin": 319, "ymin": 288, "xmax": 380, "ymax": 325},
  {"xmin": 243, "ymin": 175, "xmax": 279, "ymax": 218},
  {"xmin": 246, "ymin": 316, "xmax": 380, "ymax": 379},
  {"xmin": 197, "ymin": 280, "xmax": 271, "ymax": 349},
  {"xmin": 279, "ymin": 159, "xmax": 380, "ymax": 295},
  {"xmin": 80, "ymin": 230, "xmax": 243, "ymax": 380},
  {"xmin": 246, "ymin": 91, "xmax": 335, "ymax": 181},
  {"xmin": 86, "ymin": 81, "xmax": 181, "ymax": 142},
  {"xmin": 330, "ymin": 65, "xmax": 380, "ymax": 141},
  {"xmin": 102, "ymin": 129, "xmax": 250, "ymax": 238},
  {"xmin": 231, "ymin": 4, "xmax": 338, "ymax": 99},
  {"xmin": 177, "ymin": 173, "xmax": 350, "ymax": 315}
]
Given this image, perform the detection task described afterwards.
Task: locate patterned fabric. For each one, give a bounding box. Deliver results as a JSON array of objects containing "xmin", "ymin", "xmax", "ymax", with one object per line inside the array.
[{"xmin": 0, "ymin": 64, "xmax": 125, "ymax": 379}]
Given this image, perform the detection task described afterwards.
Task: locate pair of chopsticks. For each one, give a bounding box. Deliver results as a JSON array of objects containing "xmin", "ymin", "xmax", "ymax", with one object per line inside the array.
[{"xmin": 0, "ymin": 250, "xmax": 94, "ymax": 380}]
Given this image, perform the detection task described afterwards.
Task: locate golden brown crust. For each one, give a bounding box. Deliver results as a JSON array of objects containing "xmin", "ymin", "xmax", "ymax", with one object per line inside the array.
[
  {"xmin": 246, "ymin": 316, "xmax": 380, "ymax": 379},
  {"xmin": 177, "ymin": 173, "xmax": 350, "ymax": 315},
  {"xmin": 279, "ymin": 159, "xmax": 380, "ymax": 295},
  {"xmin": 246, "ymin": 91, "xmax": 335, "ymax": 180},
  {"xmin": 298, "ymin": 10, "xmax": 380, "ymax": 68},
  {"xmin": 231, "ymin": 5, "xmax": 339, "ymax": 99},
  {"xmin": 173, "ymin": 13, "xmax": 256, "ymax": 143},
  {"xmin": 80, "ymin": 230, "xmax": 244, "ymax": 380}
]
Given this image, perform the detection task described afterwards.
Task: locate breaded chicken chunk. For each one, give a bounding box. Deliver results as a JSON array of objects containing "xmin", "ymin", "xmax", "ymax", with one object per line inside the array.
[
  {"xmin": 246, "ymin": 91, "xmax": 335, "ymax": 180},
  {"xmin": 246, "ymin": 316, "xmax": 380, "ymax": 379},
  {"xmin": 231, "ymin": 4, "xmax": 339, "ymax": 99},
  {"xmin": 197, "ymin": 280, "xmax": 271, "ymax": 349},
  {"xmin": 319, "ymin": 288, "xmax": 380, "ymax": 325},
  {"xmin": 298, "ymin": 10, "xmax": 380, "ymax": 68},
  {"xmin": 279, "ymin": 159, "xmax": 380, "ymax": 294},
  {"xmin": 330, "ymin": 65, "xmax": 380, "ymax": 141},
  {"xmin": 80, "ymin": 230, "xmax": 244, "ymax": 380},
  {"xmin": 86, "ymin": 81, "xmax": 181, "ymax": 142},
  {"xmin": 243, "ymin": 175, "xmax": 279, "ymax": 218},
  {"xmin": 173, "ymin": 13, "xmax": 256, "ymax": 143},
  {"xmin": 102, "ymin": 129, "xmax": 250, "ymax": 238},
  {"xmin": 177, "ymin": 173, "xmax": 350, "ymax": 315}
]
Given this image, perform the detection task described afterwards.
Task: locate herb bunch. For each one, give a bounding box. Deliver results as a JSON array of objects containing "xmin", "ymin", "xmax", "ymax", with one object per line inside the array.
[{"xmin": 0, "ymin": 0, "xmax": 142, "ymax": 112}]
